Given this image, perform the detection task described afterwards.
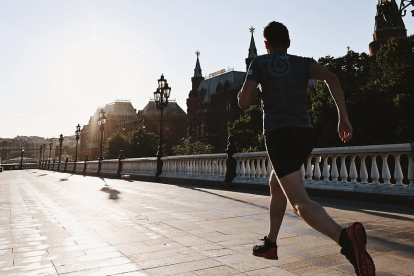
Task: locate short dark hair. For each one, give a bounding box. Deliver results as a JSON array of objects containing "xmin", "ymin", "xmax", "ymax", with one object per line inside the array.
[{"xmin": 263, "ymin": 21, "xmax": 290, "ymax": 48}]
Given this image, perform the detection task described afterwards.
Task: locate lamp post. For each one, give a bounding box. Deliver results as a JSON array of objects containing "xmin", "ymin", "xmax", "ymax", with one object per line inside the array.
[
  {"xmin": 74, "ymin": 124, "xmax": 81, "ymax": 172},
  {"xmin": 97, "ymin": 109, "xmax": 106, "ymax": 174},
  {"xmin": 154, "ymin": 74, "xmax": 171, "ymax": 179},
  {"xmin": 57, "ymin": 134, "xmax": 64, "ymax": 171},
  {"xmin": 42, "ymin": 144, "xmax": 46, "ymax": 169},
  {"xmin": 20, "ymin": 146, "xmax": 25, "ymax": 170},
  {"xmin": 39, "ymin": 145, "xmax": 43, "ymax": 167},
  {"xmin": 48, "ymin": 140, "xmax": 53, "ymax": 170}
]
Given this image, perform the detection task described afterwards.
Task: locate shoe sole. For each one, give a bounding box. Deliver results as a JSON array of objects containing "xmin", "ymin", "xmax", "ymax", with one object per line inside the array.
[
  {"xmin": 252, "ymin": 251, "xmax": 278, "ymax": 260},
  {"xmin": 350, "ymin": 222, "xmax": 375, "ymax": 276}
]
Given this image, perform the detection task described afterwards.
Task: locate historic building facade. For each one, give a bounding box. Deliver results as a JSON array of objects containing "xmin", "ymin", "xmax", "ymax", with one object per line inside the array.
[
  {"xmin": 80, "ymin": 100, "xmax": 187, "ymax": 160},
  {"xmin": 186, "ymin": 28, "xmax": 259, "ymax": 152}
]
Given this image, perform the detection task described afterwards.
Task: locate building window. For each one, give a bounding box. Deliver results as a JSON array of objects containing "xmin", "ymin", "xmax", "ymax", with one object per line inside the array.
[{"xmin": 225, "ymin": 99, "xmax": 231, "ymax": 110}]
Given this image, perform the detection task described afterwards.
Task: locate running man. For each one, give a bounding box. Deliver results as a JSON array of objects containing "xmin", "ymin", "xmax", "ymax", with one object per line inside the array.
[{"xmin": 238, "ymin": 21, "xmax": 375, "ymax": 276}]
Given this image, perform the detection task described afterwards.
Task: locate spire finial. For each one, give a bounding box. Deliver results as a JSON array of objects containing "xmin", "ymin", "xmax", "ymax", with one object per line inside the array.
[
  {"xmin": 196, "ymin": 50, "xmax": 200, "ymax": 58},
  {"xmin": 249, "ymin": 26, "xmax": 255, "ymax": 34}
]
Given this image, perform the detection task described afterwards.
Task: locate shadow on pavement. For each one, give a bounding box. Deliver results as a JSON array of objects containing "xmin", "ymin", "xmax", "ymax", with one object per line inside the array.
[
  {"xmin": 101, "ymin": 186, "xmax": 121, "ymax": 200},
  {"xmin": 59, "ymin": 174, "xmax": 74, "ymax": 182},
  {"xmin": 191, "ymin": 187, "xmax": 268, "ymax": 211},
  {"xmin": 358, "ymin": 209, "xmax": 414, "ymax": 221}
]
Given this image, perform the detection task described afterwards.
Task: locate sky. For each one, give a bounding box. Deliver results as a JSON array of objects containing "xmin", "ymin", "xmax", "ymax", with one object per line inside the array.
[{"xmin": 1, "ymin": 0, "xmax": 413, "ymax": 139}]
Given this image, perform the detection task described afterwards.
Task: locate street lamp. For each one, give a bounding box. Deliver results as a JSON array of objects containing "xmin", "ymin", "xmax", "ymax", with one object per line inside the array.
[
  {"xmin": 58, "ymin": 134, "xmax": 64, "ymax": 171},
  {"xmin": 97, "ymin": 109, "xmax": 106, "ymax": 174},
  {"xmin": 74, "ymin": 124, "xmax": 81, "ymax": 172},
  {"xmin": 20, "ymin": 146, "xmax": 25, "ymax": 170},
  {"xmin": 39, "ymin": 145, "xmax": 43, "ymax": 167},
  {"xmin": 154, "ymin": 74, "xmax": 171, "ymax": 179},
  {"xmin": 48, "ymin": 140, "xmax": 53, "ymax": 170},
  {"xmin": 42, "ymin": 144, "xmax": 46, "ymax": 169}
]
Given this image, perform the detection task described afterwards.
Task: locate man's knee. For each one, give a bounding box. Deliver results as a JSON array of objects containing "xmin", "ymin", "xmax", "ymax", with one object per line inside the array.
[{"xmin": 291, "ymin": 198, "xmax": 311, "ymax": 215}]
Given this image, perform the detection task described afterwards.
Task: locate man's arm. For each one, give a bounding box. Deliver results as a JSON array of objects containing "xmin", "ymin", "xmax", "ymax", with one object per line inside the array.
[
  {"xmin": 309, "ymin": 63, "xmax": 353, "ymax": 143},
  {"xmin": 238, "ymin": 79, "xmax": 259, "ymax": 110}
]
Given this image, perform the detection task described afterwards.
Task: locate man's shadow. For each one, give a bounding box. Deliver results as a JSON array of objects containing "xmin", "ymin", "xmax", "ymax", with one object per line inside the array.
[{"xmin": 100, "ymin": 178, "xmax": 121, "ymax": 200}]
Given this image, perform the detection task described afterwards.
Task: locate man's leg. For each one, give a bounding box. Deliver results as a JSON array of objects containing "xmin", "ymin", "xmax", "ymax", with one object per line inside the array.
[
  {"xmin": 267, "ymin": 170, "xmax": 287, "ymax": 243},
  {"xmin": 277, "ymin": 169, "xmax": 342, "ymax": 243}
]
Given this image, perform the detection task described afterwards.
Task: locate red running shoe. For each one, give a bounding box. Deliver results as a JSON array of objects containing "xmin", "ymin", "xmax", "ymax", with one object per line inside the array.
[
  {"xmin": 252, "ymin": 236, "xmax": 278, "ymax": 259},
  {"xmin": 344, "ymin": 222, "xmax": 375, "ymax": 276}
]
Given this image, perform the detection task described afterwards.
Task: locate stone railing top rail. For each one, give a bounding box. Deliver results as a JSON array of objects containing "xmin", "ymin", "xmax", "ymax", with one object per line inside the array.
[
  {"xmin": 233, "ymin": 143, "xmax": 414, "ymax": 158},
  {"xmin": 162, "ymin": 153, "xmax": 227, "ymax": 160},
  {"xmin": 122, "ymin": 157, "xmax": 157, "ymax": 162}
]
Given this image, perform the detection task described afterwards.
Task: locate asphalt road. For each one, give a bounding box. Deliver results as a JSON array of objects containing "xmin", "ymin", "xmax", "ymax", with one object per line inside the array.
[{"xmin": 0, "ymin": 170, "xmax": 413, "ymax": 276}]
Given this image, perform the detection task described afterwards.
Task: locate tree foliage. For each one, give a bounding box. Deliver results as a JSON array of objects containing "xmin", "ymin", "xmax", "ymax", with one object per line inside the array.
[
  {"xmin": 171, "ymin": 139, "xmax": 214, "ymax": 155},
  {"xmin": 309, "ymin": 35, "xmax": 414, "ymax": 146},
  {"xmin": 228, "ymin": 105, "xmax": 265, "ymax": 152},
  {"xmin": 103, "ymin": 129, "xmax": 159, "ymax": 159}
]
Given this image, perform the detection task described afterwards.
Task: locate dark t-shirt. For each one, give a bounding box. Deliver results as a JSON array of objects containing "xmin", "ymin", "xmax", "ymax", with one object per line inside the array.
[{"xmin": 246, "ymin": 53, "xmax": 316, "ymax": 134}]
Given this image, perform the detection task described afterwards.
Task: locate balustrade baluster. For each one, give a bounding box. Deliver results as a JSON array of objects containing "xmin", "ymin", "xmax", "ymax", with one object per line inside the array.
[
  {"xmin": 241, "ymin": 159, "xmax": 246, "ymax": 178},
  {"xmin": 236, "ymin": 159, "xmax": 241, "ymax": 178},
  {"xmin": 381, "ymin": 154, "xmax": 392, "ymax": 188},
  {"xmin": 331, "ymin": 156, "xmax": 339, "ymax": 183},
  {"xmin": 322, "ymin": 156, "xmax": 330, "ymax": 183},
  {"xmin": 246, "ymin": 159, "xmax": 251, "ymax": 178},
  {"xmin": 370, "ymin": 155, "xmax": 380, "ymax": 186},
  {"xmin": 314, "ymin": 156, "xmax": 321, "ymax": 181},
  {"xmin": 359, "ymin": 155, "xmax": 368, "ymax": 184},
  {"xmin": 393, "ymin": 153, "xmax": 404, "ymax": 187},
  {"xmin": 349, "ymin": 155, "xmax": 358, "ymax": 186},
  {"xmin": 223, "ymin": 158, "xmax": 227, "ymax": 175},
  {"xmin": 306, "ymin": 156, "xmax": 313, "ymax": 182},
  {"xmin": 255, "ymin": 158, "xmax": 261, "ymax": 178},
  {"xmin": 340, "ymin": 155, "xmax": 348, "ymax": 184},
  {"xmin": 261, "ymin": 158, "xmax": 267, "ymax": 178},
  {"xmin": 408, "ymin": 154, "xmax": 414, "ymax": 188},
  {"xmin": 250, "ymin": 159, "xmax": 256, "ymax": 179}
]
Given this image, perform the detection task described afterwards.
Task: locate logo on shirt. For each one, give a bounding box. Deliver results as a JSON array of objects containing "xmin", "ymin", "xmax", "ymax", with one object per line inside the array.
[{"xmin": 269, "ymin": 54, "xmax": 291, "ymax": 77}]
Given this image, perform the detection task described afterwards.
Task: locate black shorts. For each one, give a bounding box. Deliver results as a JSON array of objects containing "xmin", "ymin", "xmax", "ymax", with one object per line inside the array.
[{"xmin": 265, "ymin": 127, "xmax": 315, "ymax": 179}]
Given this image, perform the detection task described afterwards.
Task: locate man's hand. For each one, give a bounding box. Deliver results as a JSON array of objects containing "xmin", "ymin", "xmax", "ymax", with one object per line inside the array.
[{"xmin": 338, "ymin": 116, "xmax": 353, "ymax": 143}]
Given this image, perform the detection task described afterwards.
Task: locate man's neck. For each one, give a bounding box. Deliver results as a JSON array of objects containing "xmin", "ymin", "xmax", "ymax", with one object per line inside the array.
[{"xmin": 267, "ymin": 47, "xmax": 288, "ymax": 54}]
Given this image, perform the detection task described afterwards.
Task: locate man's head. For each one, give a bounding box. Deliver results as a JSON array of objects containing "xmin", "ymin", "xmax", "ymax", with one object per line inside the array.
[{"xmin": 263, "ymin": 21, "xmax": 290, "ymax": 52}]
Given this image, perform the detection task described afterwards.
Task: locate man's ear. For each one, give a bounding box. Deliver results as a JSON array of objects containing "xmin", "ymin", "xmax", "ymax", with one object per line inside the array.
[
  {"xmin": 264, "ymin": 40, "xmax": 269, "ymax": 49},
  {"xmin": 287, "ymin": 39, "xmax": 291, "ymax": 49}
]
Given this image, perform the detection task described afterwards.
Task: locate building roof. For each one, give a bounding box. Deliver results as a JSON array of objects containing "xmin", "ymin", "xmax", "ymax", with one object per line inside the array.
[
  {"xmin": 138, "ymin": 101, "xmax": 187, "ymax": 117},
  {"xmin": 197, "ymin": 70, "xmax": 245, "ymax": 103},
  {"xmin": 194, "ymin": 52, "xmax": 202, "ymax": 77},
  {"xmin": 248, "ymin": 32, "xmax": 257, "ymax": 58},
  {"xmin": 101, "ymin": 101, "xmax": 137, "ymax": 117}
]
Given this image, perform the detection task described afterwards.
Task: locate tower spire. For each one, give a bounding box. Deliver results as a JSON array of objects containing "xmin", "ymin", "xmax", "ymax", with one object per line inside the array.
[
  {"xmin": 194, "ymin": 50, "xmax": 202, "ymax": 77},
  {"xmin": 248, "ymin": 26, "xmax": 257, "ymax": 58}
]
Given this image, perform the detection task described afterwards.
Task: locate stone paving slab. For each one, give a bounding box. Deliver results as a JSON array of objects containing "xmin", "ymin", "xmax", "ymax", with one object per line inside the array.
[{"xmin": 0, "ymin": 170, "xmax": 413, "ymax": 275}]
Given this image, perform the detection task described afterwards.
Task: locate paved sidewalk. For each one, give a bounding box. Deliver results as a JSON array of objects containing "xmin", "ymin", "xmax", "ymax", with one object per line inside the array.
[{"xmin": 0, "ymin": 170, "xmax": 413, "ymax": 276}]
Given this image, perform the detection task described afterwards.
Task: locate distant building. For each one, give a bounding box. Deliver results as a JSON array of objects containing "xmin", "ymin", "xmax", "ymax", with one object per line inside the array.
[
  {"xmin": 80, "ymin": 100, "xmax": 187, "ymax": 160},
  {"xmin": 186, "ymin": 28, "xmax": 259, "ymax": 152}
]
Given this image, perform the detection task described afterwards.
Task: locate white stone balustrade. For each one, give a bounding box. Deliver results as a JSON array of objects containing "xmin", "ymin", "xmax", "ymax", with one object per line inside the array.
[
  {"xmin": 232, "ymin": 143, "xmax": 414, "ymax": 195},
  {"xmin": 65, "ymin": 162, "xmax": 75, "ymax": 172},
  {"xmin": 161, "ymin": 153, "xmax": 227, "ymax": 181},
  {"xmin": 85, "ymin": 161, "xmax": 99, "ymax": 174},
  {"xmin": 100, "ymin": 159, "xmax": 119, "ymax": 176},
  {"xmin": 121, "ymin": 158, "xmax": 157, "ymax": 176}
]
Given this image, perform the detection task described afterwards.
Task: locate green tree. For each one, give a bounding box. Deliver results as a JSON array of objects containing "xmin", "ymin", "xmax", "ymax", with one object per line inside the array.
[
  {"xmin": 103, "ymin": 131, "xmax": 130, "ymax": 159},
  {"xmin": 128, "ymin": 128, "xmax": 159, "ymax": 157},
  {"xmin": 228, "ymin": 105, "xmax": 265, "ymax": 152},
  {"xmin": 171, "ymin": 140, "xmax": 214, "ymax": 155}
]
